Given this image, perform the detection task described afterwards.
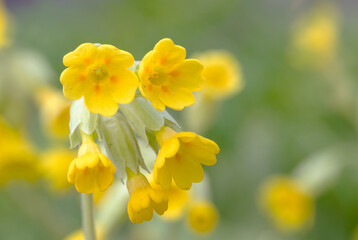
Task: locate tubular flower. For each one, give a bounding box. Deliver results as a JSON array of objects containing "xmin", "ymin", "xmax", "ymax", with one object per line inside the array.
[
  {"xmin": 41, "ymin": 149, "xmax": 76, "ymax": 190},
  {"xmin": 126, "ymin": 169, "xmax": 168, "ymax": 223},
  {"xmin": 153, "ymin": 127, "xmax": 219, "ymax": 190},
  {"xmin": 195, "ymin": 50, "xmax": 242, "ymax": 100},
  {"xmin": 67, "ymin": 133, "xmax": 116, "ymax": 194},
  {"xmin": 259, "ymin": 176, "xmax": 314, "ymax": 232},
  {"xmin": 138, "ymin": 38, "xmax": 204, "ymax": 111},
  {"xmin": 60, "ymin": 43, "xmax": 139, "ymax": 117},
  {"xmin": 36, "ymin": 88, "xmax": 71, "ymax": 138},
  {"xmin": 188, "ymin": 201, "xmax": 218, "ymax": 234}
]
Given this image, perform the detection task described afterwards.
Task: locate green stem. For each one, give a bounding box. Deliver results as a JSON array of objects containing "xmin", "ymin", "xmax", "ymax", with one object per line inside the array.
[{"xmin": 81, "ymin": 193, "xmax": 97, "ymax": 240}]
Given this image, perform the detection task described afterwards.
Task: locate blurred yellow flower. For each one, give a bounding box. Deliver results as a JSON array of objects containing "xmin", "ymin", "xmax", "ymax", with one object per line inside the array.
[
  {"xmin": 195, "ymin": 50, "xmax": 243, "ymax": 99},
  {"xmin": 0, "ymin": 118, "xmax": 40, "ymax": 185},
  {"xmin": 188, "ymin": 201, "xmax": 218, "ymax": 234},
  {"xmin": 153, "ymin": 127, "xmax": 219, "ymax": 190},
  {"xmin": 150, "ymin": 178, "xmax": 189, "ymax": 220},
  {"xmin": 36, "ymin": 88, "xmax": 71, "ymax": 138},
  {"xmin": 259, "ymin": 176, "xmax": 314, "ymax": 232},
  {"xmin": 0, "ymin": 0, "xmax": 8, "ymax": 47},
  {"xmin": 41, "ymin": 149, "xmax": 76, "ymax": 190},
  {"xmin": 126, "ymin": 169, "xmax": 168, "ymax": 223},
  {"xmin": 67, "ymin": 133, "xmax": 116, "ymax": 194},
  {"xmin": 139, "ymin": 38, "xmax": 204, "ymax": 111},
  {"xmin": 60, "ymin": 43, "xmax": 138, "ymax": 117},
  {"xmin": 63, "ymin": 226, "xmax": 103, "ymax": 240},
  {"xmin": 291, "ymin": 5, "xmax": 338, "ymax": 68}
]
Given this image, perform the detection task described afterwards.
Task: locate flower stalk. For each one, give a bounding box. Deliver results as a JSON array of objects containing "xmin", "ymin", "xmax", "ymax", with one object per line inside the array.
[{"xmin": 81, "ymin": 193, "xmax": 97, "ymax": 240}]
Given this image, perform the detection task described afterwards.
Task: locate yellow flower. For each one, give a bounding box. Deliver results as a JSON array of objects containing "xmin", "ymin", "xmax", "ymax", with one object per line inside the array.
[
  {"xmin": 195, "ymin": 50, "xmax": 242, "ymax": 99},
  {"xmin": 188, "ymin": 201, "xmax": 218, "ymax": 234},
  {"xmin": 60, "ymin": 43, "xmax": 139, "ymax": 117},
  {"xmin": 153, "ymin": 127, "xmax": 219, "ymax": 190},
  {"xmin": 0, "ymin": 118, "xmax": 40, "ymax": 185},
  {"xmin": 259, "ymin": 176, "xmax": 314, "ymax": 232},
  {"xmin": 126, "ymin": 169, "xmax": 168, "ymax": 223},
  {"xmin": 291, "ymin": 4, "xmax": 338, "ymax": 68},
  {"xmin": 0, "ymin": 0, "xmax": 8, "ymax": 47},
  {"xmin": 36, "ymin": 87, "xmax": 71, "ymax": 138},
  {"xmin": 41, "ymin": 149, "xmax": 76, "ymax": 190},
  {"xmin": 138, "ymin": 38, "xmax": 204, "ymax": 111},
  {"xmin": 149, "ymin": 177, "xmax": 189, "ymax": 220},
  {"xmin": 67, "ymin": 134, "xmax": 116, "ymax": 194}
]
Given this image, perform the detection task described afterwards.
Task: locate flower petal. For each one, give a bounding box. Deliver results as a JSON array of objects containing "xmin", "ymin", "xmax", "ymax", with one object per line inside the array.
[{"xmin": 60, "ymin": 67, "xmax": 87, "ymax": 100}]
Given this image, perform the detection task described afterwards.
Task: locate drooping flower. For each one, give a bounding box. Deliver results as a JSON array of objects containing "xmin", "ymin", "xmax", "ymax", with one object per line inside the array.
[
  {"xmin": 67, "ymin": 133, "xmax": 116, "ymax": 194},
  {"xmin": 188, "ymin": 201, "xmax": 218, "ymax": 234},
  {"xmin": 259, "ymin": 176, "xmax": 314, "ymax": 232},
  {"xmin": 0, "ymin": 118, "xmax": 40, "ymax": 185},
  {"xmin": 138, "ymin": 38, "xmax": 204, "ymax": 111},
  {"xmin": 153, "ymin": 127, "xmax": 219, "ymax": 190},
  {"xmin": 36, "ymin": 87, "xmax": 71, "ymax": 138},
  {"xmin": 60, "ymin": 43, "xmax": 139, "ymax": 117},
  {"xmin": 195, "ymin": 50, "xmax": 242, "ymax": 100},
  {"xmin": 41, "ymin": 149, "xmax": 76, "ymax": 190},
  {"xmin": 126, "ymin": 169, "xmax": 168, "ymax": 223}
]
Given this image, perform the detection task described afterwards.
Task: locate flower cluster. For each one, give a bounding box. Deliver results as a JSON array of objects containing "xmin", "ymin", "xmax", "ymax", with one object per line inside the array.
[{"xmin": 60, "ymin": 38, "xmax": 220, "ymax": 223}]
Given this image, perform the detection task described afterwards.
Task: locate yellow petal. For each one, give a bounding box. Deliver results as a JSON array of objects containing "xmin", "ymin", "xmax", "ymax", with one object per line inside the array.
[
  {"xmin": 75, "ymin": 169, "xmax": 96, "ymax": 194},
  {"xmin": 97, "ymin": 44, "xmax": 134, "ymax": 68},
  {"xmin": 67, "ymin": 160, "xmax": 77, "ymax": 183},
  {"xmin": 105, "ymin": 69, "xmax": 138, "ymax": 104},
  {"xmin": 63, "ymin": 43, "xmax": 98, "ymax": 67},
  {"xmin": 60, "ymin": 67, "xmax": 87, "ymax": 100},
  {"xmin": 95, "ymin": 164, "xmax": 114, "ymax": 191},
  {"xmin": 161, "ymin": 137, "xmax": 180, "ymax": 158},
  {"xmin": 153, "ymin": 38, "xmax": 186, "ymax": 68},
  {"xmin": 170, "ymin": 59, "xmax": 204, "ymax": 91},
  {"xmin": 159, "ymin": 87, "xmax": 195, "ymax": 110},
  {"xmin": 75, "ymin": 153, "xmax": 99, "ymax": 170},
  {"xmin": 83, "ymin": 84, "xmax": 119, "ymax": 117},
  {"xmin": 154, "ymin": 160, "xmax": 172, "ymax": 190}
]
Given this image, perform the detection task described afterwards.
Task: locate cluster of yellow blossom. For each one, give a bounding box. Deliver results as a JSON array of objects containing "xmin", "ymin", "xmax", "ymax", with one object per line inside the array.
[{"xmin": 59, "ymin": 38, "xmax": 221, "ymax": 225}]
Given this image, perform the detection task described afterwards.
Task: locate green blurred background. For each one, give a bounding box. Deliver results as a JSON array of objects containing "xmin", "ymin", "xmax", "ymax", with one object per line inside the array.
[{"xmin": 1, "ymin": 0, "xmax": 358, "ymax": 239}]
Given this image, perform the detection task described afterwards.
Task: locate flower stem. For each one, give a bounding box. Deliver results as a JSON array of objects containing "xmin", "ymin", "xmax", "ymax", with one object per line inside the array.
[{"xmin": 81, "ymin": 193, "xmax": 97, "ymax": 240}]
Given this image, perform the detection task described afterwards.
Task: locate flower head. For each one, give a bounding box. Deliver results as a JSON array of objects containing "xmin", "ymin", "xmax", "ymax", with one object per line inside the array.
[
  {"xmin": 153, "ymin": 127, "xmax": 219, "ymax": 190},
  {"xmin": 126, "ymin": 169, "xmax": 168, "ymax": 223},
  {"xmin": 259, "ymin": 176, "xmax": 314, "ymax": 232},
  {"xmin": 67, "ymin": 133, "xmax": 116, "ymax": 194},
  {"xmin": 188, "ymin": 201, "xmax": 218, "ymax": 234},
  {"xmin": 195, "ymin": 50, "xmax": 242, "ymax": 100},
  {"xmin": 60, "ymin": 43, "xmax": 139, "ymax": 117},
  {"xmin": 139, "ymin": 38, "xmax": 204, "ymax": 111}
]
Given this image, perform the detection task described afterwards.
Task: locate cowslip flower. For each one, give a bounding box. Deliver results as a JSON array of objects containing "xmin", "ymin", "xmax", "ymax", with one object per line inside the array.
[
  {"xmin": 153, "ymin": 127, "xmax": 219, "ymax": 190},
  {"xmin": 126, "ymin": 169, "xmax": 168, "ymax": 223},
  {"xmin": 195, "ymin": 50, "xmax": 242, "ymax": 100},
  {"xmin": 138, "ymin": 38, "xmax": 204, "ymax": 111},
  {"xmin": 259, "ymin": 176, "xmax": 314, "ymax": 232},
  {"xmin": 188, "ymin": 201, "xmax": 218, "ymax": 234},
  {"xmin": 60, "ymin": 43, "xmax": 139, "ymax": 117},
  {"xmin": 67, "ymin": 133, "xmax": 116, "ymax": 194}
]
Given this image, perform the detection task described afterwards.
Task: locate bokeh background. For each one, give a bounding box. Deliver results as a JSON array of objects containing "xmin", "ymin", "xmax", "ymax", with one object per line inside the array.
[{"xmin": 1, "ymin": 0, "xmax": 358, "ymax": 239}]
